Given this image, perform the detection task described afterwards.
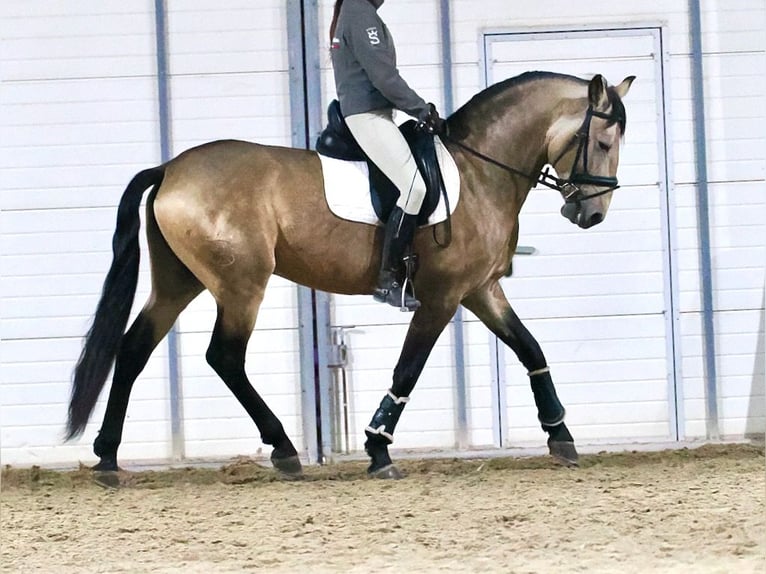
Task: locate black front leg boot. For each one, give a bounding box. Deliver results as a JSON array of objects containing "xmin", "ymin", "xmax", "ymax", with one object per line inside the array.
[
  {"xmin": 528, "ymin": 367, "xmax": 578, "ymax": 466},
  {"xmin": 364, "ymin": 391, "xmax": 409, "ymax": 479},
  {"xmin": 529, "ymin": 367, "xmax": 565, "ymax": 426},
  {"xmin": 373, "ymin": 207, "xmax": 420, "ymax": 312}
]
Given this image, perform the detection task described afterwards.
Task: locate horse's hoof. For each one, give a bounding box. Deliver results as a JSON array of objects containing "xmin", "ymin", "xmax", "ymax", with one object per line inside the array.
[
  {"xmin": 93, "ymin": 470, "xmax": 121, "ymax": 489},
  {"xmin": 92, "ymin": 458, "xmax": 118, "ymax": 473},
  {"xmin": 548, "ymin": 439, "xmax": 579, "ymax": 467},
  {"xmin": 272, "ymin": 454, "xmax": 303, "ymax": 479},
  {"xmin": 368, "ymin": 464, "xmax": 404, "ymax": 480}
]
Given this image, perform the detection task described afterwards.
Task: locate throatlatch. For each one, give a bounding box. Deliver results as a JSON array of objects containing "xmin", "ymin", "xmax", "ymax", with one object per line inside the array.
[
  {"xmin": 528, "ymin": 367, "xmax": 566, "ymax": 427},
  {"xmin": 364, "ymin": 390, "xmax": 410, "ymax": 443}
]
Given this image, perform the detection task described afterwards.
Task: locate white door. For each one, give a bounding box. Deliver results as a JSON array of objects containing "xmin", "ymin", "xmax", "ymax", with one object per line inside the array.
[{"xmin": 480, "ymin": 28, "xmax": 677, "ymax": 446}]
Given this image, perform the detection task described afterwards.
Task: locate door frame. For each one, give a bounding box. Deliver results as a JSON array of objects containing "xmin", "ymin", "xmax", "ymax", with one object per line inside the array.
[{"xmin": 480, "ymin": 24, "xmax": 682, "ymax": 445}]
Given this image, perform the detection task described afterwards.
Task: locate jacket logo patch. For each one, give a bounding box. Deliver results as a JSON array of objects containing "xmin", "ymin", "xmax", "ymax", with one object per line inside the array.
[{"xmin": 366, "ymin": 27, "xmax": 380, "ymax": 45}]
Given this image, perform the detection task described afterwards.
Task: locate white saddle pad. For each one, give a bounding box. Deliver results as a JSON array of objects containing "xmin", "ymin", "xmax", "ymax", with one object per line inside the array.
[{"xmin": 317, "ymin": 136, "xmax": 460, "ymax": 226}]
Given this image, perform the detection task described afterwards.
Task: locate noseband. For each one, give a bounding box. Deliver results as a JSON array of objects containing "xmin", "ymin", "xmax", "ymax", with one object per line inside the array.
[{"xmin": 445, "ymin": 104, "xmax": 623, "ymax": 204}]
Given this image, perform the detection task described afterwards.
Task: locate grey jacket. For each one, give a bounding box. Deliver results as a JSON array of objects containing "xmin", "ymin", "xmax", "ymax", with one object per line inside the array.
[{"xmin": 331, "ymin": 0, "xmax": 428, "ymax": 118}]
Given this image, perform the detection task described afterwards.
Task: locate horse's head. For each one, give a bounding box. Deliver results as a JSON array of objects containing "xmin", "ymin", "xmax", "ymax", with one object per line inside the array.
[{"xmin": 546, "ymin": 75, "xmax": 634, "ymax": 229}]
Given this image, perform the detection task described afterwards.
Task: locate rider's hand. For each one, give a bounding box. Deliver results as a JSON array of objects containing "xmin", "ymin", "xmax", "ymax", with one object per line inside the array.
[{"xmin": 417, "ymin": 103, "xmax": 446, "ymax": 136}]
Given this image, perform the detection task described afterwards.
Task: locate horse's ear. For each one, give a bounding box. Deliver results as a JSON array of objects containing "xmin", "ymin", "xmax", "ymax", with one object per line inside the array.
[
  {"xmin": 614, "ymin": 76, "xmax": 636, "ymax": 99},
  {"xmin": 588, "ymin": 74, "xmax": 609, "ymax": 109}
]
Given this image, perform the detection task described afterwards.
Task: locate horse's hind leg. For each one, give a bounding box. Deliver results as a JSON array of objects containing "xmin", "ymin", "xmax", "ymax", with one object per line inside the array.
[
  {"xmin": 462, "ymin": 282, "xmax": 578, "ymax": 466},
  {"xmin": 92, "ymin": 224, "xmax": 204, "ymax": 472},
  {"xmin": 205, "ymin": 296, "xmax": 302, "ymax": 477},
  {"xmin": 93, "ymin": 284, "xmax": 202, "ymax": 472}
]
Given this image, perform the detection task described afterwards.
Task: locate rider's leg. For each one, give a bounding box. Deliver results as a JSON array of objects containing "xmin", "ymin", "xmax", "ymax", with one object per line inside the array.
[{"xmin": 346, "ymin": 109, "xmax": 426, "ymax": 310}]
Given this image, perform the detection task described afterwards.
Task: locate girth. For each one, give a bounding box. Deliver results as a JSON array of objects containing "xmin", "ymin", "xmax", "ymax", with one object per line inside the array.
[{"xmin": 316, "ymin": 100, "xmax": 445, "ymax": 226}]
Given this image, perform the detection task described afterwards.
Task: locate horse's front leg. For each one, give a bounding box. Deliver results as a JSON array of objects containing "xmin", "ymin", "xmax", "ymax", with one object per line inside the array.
[
  {"xmin": 462, "ymin": 282, "xmax": 578, "ymax": 465},
  {"xmin": 364, "ymin": 303, "xmax": 456, "ymax": 479}
]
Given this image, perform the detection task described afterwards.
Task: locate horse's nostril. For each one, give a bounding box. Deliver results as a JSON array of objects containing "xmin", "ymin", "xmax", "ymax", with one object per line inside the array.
[{"xmin": 588, "ymin": 212, "xmax": 604, "ymax": 227}]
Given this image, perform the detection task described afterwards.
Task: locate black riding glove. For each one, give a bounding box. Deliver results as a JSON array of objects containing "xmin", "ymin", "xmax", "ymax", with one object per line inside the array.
[{"xmin": 417, "ymin": 103, "xmax": 446, "ymax": 136}]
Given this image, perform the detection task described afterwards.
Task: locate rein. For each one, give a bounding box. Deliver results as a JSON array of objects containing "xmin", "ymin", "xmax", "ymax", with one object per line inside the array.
[{"xmin": 442, "ymin": 104, "xmax": 621, "ymax": 204}]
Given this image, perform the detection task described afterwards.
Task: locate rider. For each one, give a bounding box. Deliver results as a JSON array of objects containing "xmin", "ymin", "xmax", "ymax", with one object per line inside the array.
[{"xmin": 329, "ymin": 0, "xmax": 445, "ymax": 311}]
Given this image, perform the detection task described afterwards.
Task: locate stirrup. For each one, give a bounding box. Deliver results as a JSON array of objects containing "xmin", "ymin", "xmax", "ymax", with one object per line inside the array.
[
  {"xmin": 399, "ymin": 253, "xmax": 419, "ymax": 311},
  {"xmin": 373, "ymin": 281, "xmax": 420, "ymax": 312}
]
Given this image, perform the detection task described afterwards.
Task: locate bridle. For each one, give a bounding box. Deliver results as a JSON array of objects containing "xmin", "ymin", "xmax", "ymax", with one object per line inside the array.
[{"xmin": 443, "ymin": 104, "xmax": 624, "ymax": 205}]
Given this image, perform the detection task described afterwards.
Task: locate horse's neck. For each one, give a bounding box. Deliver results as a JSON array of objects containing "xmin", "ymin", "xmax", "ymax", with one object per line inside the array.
[
  {"xmin": 480, "ymin": 97, "xmax": 552, "ymax": 172},
  {"xmin": 456, "ymin": 94, "xmax": 554, "ymax": 213}
]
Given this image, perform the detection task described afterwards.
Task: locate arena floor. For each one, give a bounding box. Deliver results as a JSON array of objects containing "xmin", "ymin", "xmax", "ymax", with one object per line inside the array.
[{"xmin": 1, "ymin": 443, "xmax": 763, "ymax": 573}]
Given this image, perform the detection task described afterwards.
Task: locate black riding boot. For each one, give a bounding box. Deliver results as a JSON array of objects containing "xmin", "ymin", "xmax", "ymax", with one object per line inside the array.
[{"xmin": 373, "ymin": 206, "xmax": 420, "ymax": 311}]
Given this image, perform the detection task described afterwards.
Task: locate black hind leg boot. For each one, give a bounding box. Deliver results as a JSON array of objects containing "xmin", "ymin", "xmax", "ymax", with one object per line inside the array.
[{"xmin": 373, "ymin": 206, "xmax": 420, "ymax": 311}]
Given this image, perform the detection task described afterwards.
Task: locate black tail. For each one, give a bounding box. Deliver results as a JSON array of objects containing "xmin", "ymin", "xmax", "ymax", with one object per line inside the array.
[{"xmin": 65, "ymin": 166, "xmax": 166, "ymax": 440}]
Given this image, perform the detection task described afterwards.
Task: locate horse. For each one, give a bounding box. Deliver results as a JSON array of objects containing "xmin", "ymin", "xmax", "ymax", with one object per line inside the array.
[{"xmin": 66, "ymin": 70, "xmax": 634, "ymax": 479}]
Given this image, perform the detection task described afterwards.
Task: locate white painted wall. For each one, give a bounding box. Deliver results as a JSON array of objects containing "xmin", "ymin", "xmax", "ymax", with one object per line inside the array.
[
  {"xmin": 318, "ymin": 0, "xmax": 463, "ymax": 453},
  {"xmin": 449, "ymin": 0, "xmax": 765, "ymax": 444},
  {"xmin": 163, "ymin": 1, "xmax": 304, "ymax": 461},
  {"xmin": 671, "ymin": 2, "xmax": 765, "ymax": 438},
  {"xmin": 1, "ymin": 1, "xmax": 166, "ymax": 466},
  {"xmin": 0, "ymin": 0, "xmax": 304, "ymax": 467},
  {"xmin": 2, "ymin": 0, "xmax": 762, "ymax": 467},
  {"xmin": 318, "ymin": 0, "xmax": 764, "ymax": 454}
]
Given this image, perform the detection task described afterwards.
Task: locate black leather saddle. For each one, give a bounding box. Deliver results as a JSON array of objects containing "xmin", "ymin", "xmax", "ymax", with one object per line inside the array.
[{"xmin": 315, "ymin": 100, "xmax": 445, "ymax": 226}]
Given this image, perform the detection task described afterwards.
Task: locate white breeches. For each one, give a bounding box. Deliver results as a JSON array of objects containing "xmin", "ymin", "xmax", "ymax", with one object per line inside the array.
[{"xmin": 345, "ymin": 108, "xmax": 426, "ymax": 215}]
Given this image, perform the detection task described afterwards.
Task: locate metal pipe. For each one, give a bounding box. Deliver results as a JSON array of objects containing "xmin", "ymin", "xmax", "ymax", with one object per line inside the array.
[
  {"xmin": 153, "ymin": 0, "xmax": 185, "ymax": 461},
  {"xmin": 440, "ymin": 0, "xmax": 467, "ymax": 448},
  {"xmin": 288, "ymin": 0, "xmax": 327, "ymax": 463},
  {"xmin": 315, "ymin": 292, "xmax": 334, "ymax": 463},
  {"xmin": 299, "ymin": 0, "xmax": 334, "ymax": 463},
  {"xmin": 287, "ymin": 0, "xmax": 308, "ymax": 148},
  {"xmin": 154, "ymin": 0, "xmax": 170, "ymax": 162},
  {"xmin": 439, "ymin": 0, "xmax": 454, "ymax": 116},
  {"xmin": 302, "ymin": 0, "xmax": 324, "ymax": 146},
  {"xmin": 288, "ymin": 0, "xmax": 319, "ymax": 464},
  {"xmin": 688, "ymin": 0, "xmax": 719, "ymax": 439},
  {"xmin": 153, "ymin": 0, "xmax": 183, "ymax": 456},
  {"xmin": 299, "ymin": 0, "xmax": 332, "ymax": 462}
]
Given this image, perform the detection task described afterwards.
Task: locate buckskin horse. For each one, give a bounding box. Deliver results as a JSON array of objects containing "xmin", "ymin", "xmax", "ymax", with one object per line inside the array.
[{"xmin": 66, "ymin": 71, "xmax": 634, "ymax": 479}]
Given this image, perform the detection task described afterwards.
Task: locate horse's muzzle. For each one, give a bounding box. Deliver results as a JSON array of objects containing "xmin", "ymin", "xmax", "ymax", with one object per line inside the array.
[{"xmin": 560, "ymin": 202, "xmax": 604, "ymax": 229}]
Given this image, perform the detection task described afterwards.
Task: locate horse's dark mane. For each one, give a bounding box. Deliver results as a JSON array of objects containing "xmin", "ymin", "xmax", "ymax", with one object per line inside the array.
[
  {"xmin": 450, "ymin": 71, "xmax": 583, "ymax": 118},
  {"xmin": 449, "ymin": 70, "xmax": 627, "ymax": 135}
]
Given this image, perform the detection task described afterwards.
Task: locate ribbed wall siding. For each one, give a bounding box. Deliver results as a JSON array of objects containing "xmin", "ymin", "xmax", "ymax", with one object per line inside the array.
[
  {"xmin": 1, "ymin": 0, "xmax": 762, "ymax": 467},
  {"xmin": 0, "ymin": 0, "xmax": 304, "ymax": 466}
]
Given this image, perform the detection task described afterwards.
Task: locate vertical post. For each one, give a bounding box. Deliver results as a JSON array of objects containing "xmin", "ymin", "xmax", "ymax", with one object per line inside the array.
[
  {"xmin": 288, "ymin": 0, "xmax": 327, "ymax": 463},
  {"xmin": 153, "ymin": 0, "xmax": 185, "ymax": 462},
  {"xmin": 489, "ymin": 334, "xmax": 507, "ymax": 447},
  {"xmin": 439, "ymin": 0, "xmax": 454, "ymax": 116},
  {"xmin": 287, "ymin": 0, "xmax": 316, "ymax": 464},
  {"xmin": 689, "ymin": 0, "xmax": 719, "ymax": 439},
  {"xmin": 654, "ymin": 26, "xmax": 685, "ymax": 441},
  {"xmin": 314, "ymin": 291, "xmax": 334, "ymax": 462},
  {"xmin": 439, "ymin": 0, "xmax": 467, "ymax": 449},
  {"xmin": 305, "ymin": 0, "xmax": 333, "ymax": 462}
]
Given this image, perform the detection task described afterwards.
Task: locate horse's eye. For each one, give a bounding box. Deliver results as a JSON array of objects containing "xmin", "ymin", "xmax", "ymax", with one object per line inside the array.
[{"xmin": 598, "ymin": 141, "xmax": 612, "ymax": 153}]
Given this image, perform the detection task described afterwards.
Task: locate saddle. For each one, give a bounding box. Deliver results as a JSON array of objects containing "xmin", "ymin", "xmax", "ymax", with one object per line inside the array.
[{"xmin": 315, "ymin": 100, "xmax": 445, "ymax": 226}]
